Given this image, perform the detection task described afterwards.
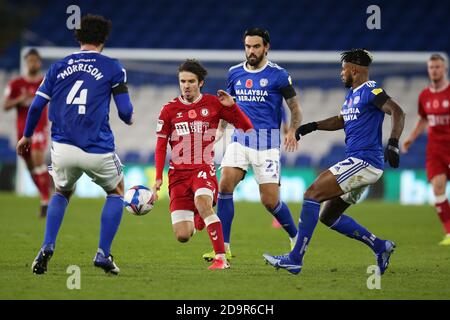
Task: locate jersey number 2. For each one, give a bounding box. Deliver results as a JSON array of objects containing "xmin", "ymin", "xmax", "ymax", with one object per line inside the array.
[{"xmin": 66, "ymin": 80, "xmax": 87, "ymax": 114}]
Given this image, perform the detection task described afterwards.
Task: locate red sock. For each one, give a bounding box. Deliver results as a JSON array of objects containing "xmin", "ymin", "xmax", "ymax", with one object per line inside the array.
[
  {"xmin": 435, "ymin": 197, "xmax": 450, "ymax": 234},
  {"xmin": 205, "ymin": 215, "xmax": 225, "ymax": 255}
]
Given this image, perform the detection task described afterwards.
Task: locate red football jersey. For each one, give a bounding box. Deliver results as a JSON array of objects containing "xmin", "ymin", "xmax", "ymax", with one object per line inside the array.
[
  {"xmin": 4, "ymin": 76, "xmax": 48, "ymax": 137},
  {"xmin": 156, "ymin": 93, "xmax": 252, "ymax": 173},
  {"xmin": 418, "ymin": 84, "xmax": 450, "ymax": 151}
]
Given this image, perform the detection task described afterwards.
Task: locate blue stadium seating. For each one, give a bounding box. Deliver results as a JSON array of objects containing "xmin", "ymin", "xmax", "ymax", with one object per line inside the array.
[{"xmin": 1, "ymin": 0, "xmax": 449, "ymax": 70}]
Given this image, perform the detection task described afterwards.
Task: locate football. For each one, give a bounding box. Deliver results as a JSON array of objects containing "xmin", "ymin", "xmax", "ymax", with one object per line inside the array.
[{"xmin": 123, "ymin": 185, "xmax": 155, "ymax": 216}]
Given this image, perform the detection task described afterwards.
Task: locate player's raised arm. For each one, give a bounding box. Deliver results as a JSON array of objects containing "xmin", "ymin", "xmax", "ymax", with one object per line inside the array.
[
  {"xmin": 294, "ymin": 115, "xmax": 345, "ymax": 141},
  {"xmin": 217, "ymin": 90, "xmax": 253, "ymax": 132}
]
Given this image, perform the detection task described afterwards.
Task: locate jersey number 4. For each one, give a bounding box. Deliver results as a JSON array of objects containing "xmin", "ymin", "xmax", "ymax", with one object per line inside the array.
[{"xmin": 66, "ymin": 80, "xmax": 87, "ymax": 114}]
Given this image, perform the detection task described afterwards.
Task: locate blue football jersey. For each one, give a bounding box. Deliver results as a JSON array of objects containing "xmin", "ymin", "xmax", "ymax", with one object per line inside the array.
[
  {"xmin": 227, "ymin": 60, "xmax": 294, "ymax": 150},
  {"xmin": 36, "ymin": 50, "xmax": 126, "ymax": 153},
  {"xmin": 341, "ymin": 81, "xmax": 387, "ymax": 169}
]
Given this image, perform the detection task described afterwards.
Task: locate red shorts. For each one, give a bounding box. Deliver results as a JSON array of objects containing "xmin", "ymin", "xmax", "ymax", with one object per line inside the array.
[
  {"xmin": 426, "ymin": 149, "xmax": 450, "ymax": 181},
  {"xmin": 168, "ymin": 164, "xmax": 218, "ymax": 213}
]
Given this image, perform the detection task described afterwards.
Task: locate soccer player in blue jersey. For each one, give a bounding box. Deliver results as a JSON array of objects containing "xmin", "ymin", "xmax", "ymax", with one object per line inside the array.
[
  {"xmin": 17, "ymin": 15, "xmax": 134, "ymax": 275},
  {"xmin": 203, "ymin": 28, "xmax": 302, "ymax": 261},
  {"xmin": 263, "ymin": 49, "xmax": 405, "ymax": 275}
]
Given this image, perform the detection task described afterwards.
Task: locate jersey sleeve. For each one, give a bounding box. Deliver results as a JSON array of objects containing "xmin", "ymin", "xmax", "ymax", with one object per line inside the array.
[
  {"xmin": 277, "ymin": 69, "xmax": 296, "ymax": 99},
  {"xmin": 156, "ymin": 106, "xmax": 172, "ymax": 138},
  {"xmin": 36, "ymin": 64, "xmax": 57, "ymax": 100},
  {"xmin": 366, "ymin": 85, "xmax": 390, "ymax": 109},
  {"xmin": 110, "ymin": 60, "xmax": 128, "ymax": 95},
  {"xmin": 418, "ymin": 92, "xmax": 427, "ymax": 119},
  {"xmin": 226, "ymin": 71, "xmax": 236, "ymax": 97}
]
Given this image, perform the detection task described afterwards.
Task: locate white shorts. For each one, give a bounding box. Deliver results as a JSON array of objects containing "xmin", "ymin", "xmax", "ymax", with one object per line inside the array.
[
  {"xmin": 328, "ymin": 157, "xmax": 383, "ymax": 204},
  {"xmin": 220, "ymin": 142, "xmax": 280, "ymax": 184},
  {"xmin": 49, "ymin": 141, "xmax": 124, "ymax": 192}
]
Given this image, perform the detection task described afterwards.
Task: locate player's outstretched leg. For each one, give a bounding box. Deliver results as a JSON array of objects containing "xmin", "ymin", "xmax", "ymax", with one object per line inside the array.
[
  {"xmin": 320, "ymin": 197, "xmax": 395, "ymax": 274},
  {"xmin": 94, "ymin": 194, "xmax": 124, "ymax": 275},
  {"xmin": 203, "ymin": 167, "xmax": 242, "ymax": 262},
  {"xmin": 263, "ymin": 170, "xmax": 343, "ymax": 275},
  {"xmin": 196, "ymin": 194, "xmax": 229, "ymax": 270},
  {"xmin": 32, "ymin": 191, "xmax": 71, "ymax": 274}
]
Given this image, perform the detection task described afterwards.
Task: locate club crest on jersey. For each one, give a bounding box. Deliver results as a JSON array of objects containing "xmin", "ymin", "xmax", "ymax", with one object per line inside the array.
[
  {"xmin": 188, "ymin": 110, "xmax": 197, "ymax": 119},
  {"xmin": 433, "ymin": 99, "xmax": 439, "ymax": 109},
  {"xmin": 443, "ymin": 100, "xmax": 449, "ymax": 108},
  {"xmin": 353, "ymin": 96, "xmax": 360, "ymax": 105},
  {"xmin": 201, "ymin": 108, "xmax": 209, "ymax": 117},
  {"xmin": 176, "ymin": 112, "xmax": 183, "ymax": 118},
  {"xmin": 245, "ymin": 79, "xmax": 253, "ymax": 88},
  {"xmin": 260, "ymin": 78, "xmax": 268, "ymax": 87}
]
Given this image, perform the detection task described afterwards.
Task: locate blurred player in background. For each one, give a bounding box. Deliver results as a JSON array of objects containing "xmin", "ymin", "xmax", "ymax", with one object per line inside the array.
[
  {"xmin": 3, "ymin": 49, "xmax": 51, "ymax": 218},
  {"xmin": 203, "ymin": 28, "xmax": 302, "ymax": 262},
  {"xmin": 264, "ymin": 49, "xmax": 405, "ymax": 275},
  {"xmin": 17, "ymin": 14, "xmax": 134, "ymax": 275},
  {"xmin": 152, "ymin": 59, "xmax": 253, "ymax": 270},
  {"xmin": 403, "ymin": 53, "xmax": 450, "ymax": 246}
]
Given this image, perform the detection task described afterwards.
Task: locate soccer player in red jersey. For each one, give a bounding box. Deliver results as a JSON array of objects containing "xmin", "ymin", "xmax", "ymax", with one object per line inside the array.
[
  {"xmin": 3, "ymin": 49, "xmax": 51, "ymax": 217},
  {"xmin": 152, "ymin": 60, "xmax": 253, "ymax": 269},
  {"xmin": 403, "ymin": 53, "xmax": 450, "ymax": 245}
]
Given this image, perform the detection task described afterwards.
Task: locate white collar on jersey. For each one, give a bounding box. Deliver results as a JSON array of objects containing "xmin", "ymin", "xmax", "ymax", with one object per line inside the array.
[
  {"xmin": 352, "ymin": 81, "xmax": 370, "ymax": 93},
  {"xmin": 178, "ymin": 94, "xmax": 203, "ymax": 105},
  {"xmin": 72, "ymin": 50, "xmax": 101, "ymax": 54},
  {"xmin": 243, "ymin": 60, "xmax": 269, "ymax": 73}
]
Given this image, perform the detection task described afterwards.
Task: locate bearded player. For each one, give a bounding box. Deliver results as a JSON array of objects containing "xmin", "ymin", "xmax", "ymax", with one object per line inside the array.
[
  {"xmin": 4, "ymin": 49, "xmax": 51, "ymax": 217},
  {"xmin": 152, "ymin": 59, "xmax": 253, "ymax": 270},
  {"xmin": 403, "ymin": 53, "xmax": 450, "ymax": 246},
  {"xmin": 264, "ymin": 49, "xmax": 405, "ymax": 275}
]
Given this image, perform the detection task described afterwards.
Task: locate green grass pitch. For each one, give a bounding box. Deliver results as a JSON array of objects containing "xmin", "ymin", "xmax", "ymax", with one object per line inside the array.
[{"xmin": 0, "ymin": 193, "xmax": 449, "ymax": 300}]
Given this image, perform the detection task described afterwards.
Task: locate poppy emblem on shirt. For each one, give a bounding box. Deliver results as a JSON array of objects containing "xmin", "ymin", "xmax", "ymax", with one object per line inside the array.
[
  {"xmin": 245, "ymin": 79, "xmax": 253, "ymax": 88},
  {"xmin": 201, "ymin": 108, "xmax": 209, "ymax": 117},
  {"xmin": 188, "ymin": 110, "xmax": 197, "ymax": 119}
]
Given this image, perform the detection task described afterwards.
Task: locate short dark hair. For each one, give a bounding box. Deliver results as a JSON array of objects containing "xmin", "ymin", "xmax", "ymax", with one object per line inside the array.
[
  {"xmin": 24, "ymin": 48, "xmax": 41, "ymax": 59},
  {"xmin": 178, "ymin": 59, "xmax": 208, "ymax": 82},
  {"xmin": 75, "ymin": 14, "xmax": 112, "ymax": 46},
  {"xmin": 243, "ymin": 28, "xmax": 270, "ymax": 45},
  {"xmin": 341, "ymin": 48, "xmax": 373, "ymax": 67}
]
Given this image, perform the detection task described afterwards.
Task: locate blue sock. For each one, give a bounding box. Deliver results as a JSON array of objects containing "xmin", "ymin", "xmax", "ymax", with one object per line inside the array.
[
  {"xmin": 43, "ymin": 193, "xmax": 69, "ymax": 248},
  {"xmin": 330, "ymin": 214, "xmax": 384, "ymax": 253},
  {"xmin": 269, "ymin": 201, "xmax": 298, "ymax": 238},
  {"xmin": 289, "ymin": 199, "xmax": 320, "ymax": 263},
  {"xmin": 217, "ymin": 192, "xmax": 234, "ymax": 244},
  {"xmin": 98, "ymin": 195, "xmax": 124, "ymax": 257}
]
